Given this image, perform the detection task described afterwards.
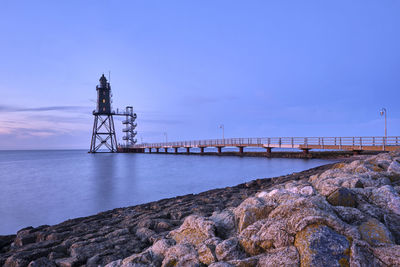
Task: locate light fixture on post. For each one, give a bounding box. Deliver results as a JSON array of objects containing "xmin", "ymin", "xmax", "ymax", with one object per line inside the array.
[
  {"xmin": 380, "ymin": 108, "xmax": 387, "ymax": 145},
  {"xmin": 219, "ymin": 124, "xmax": 225, "ymax": 140},
  {"xmin": 163, "ymin": 132, "xmax": 168, "ymax": 143}
]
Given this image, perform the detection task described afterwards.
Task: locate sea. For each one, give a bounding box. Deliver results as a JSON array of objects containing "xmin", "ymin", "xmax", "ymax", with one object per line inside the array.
[{"xmin": 0, "ymin": 150, "xmax": 336, "ymax": 235}]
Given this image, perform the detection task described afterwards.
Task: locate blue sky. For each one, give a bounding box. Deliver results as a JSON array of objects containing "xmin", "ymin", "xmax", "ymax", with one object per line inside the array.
[{"xmin": 1, "ymin": 0, "xmax": 399, "ymax": 149}]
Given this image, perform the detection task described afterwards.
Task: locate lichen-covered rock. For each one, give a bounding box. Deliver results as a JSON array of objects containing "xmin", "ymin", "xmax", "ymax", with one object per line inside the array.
[
  {"xmin": 150, "ymin": 239, "xmax": 175, "ymax": 256},
  {"xmin": 239, "ymin": 219, "xmax": 293, "ymax": 256},
  {"xmin": 358, "ymin": 218, "xmax": 394, "ymax": 246},
  {"xmin": 332, "ymin": 206, "xmax": 367, "ymax": 224},
  {"xmin": 209, "ymin": 209, "xmax": 236, "ymax": 239},
  {"xmin": 387, "ymin": 159, "xmax": 400, "ymax": 180},
  {"xmin": 215, "ymin": 237, "xmax": 245, "ymax": 261},
  {"xmin": 233, "ymin": 197, "xmax": 276, "ymax": 233},
  {"xmin": 169, "ymin": 215, "xmax": 216, "ymax": 246},
  {"xmin": 294, "ymin": 224, "xmax": 350, "ymax": 267},
  {"xmin": 257, "ymin": 246, "xmax": 299, "ymax": 266},
  {"xmin": 327, "ymin": 187, "xmax": 357, "ymax": 207},
  {"xmin": 135, "ymin": 227, "xmax": 156, "ymax": 243},
  {"xmin": 161, "ymin": 243, "xmax": 201, "ymax": 267},
  {"xmin": 197, "ymin": 243, "xmax": 217, "ymax": 265},
  {"xmin": 268, "ymin": 196, "xmax": 346, "ymax": 235},
  {"xmin": 370, "ymin": 185, "xmax": 400, "ymax": 215},
  {"xmin": 384, "ymin": 213, "xmax": 400, "ymax": 244},
  {"xmin": 227, "ymin": 256, "xmax": 259, "ymax": 267},
  {"xmin": 372, "ymin": 245, "xmax": 400, "ymax": 266},
  {"xmin": 120, "ymin": 250, "xmax": 163, "ymax": 266}
]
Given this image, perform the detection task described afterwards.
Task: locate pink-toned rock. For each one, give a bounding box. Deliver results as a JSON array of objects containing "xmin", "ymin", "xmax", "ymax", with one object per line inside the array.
[
  {"xmin": 215, "ymin": 237, "xmax": 245, "ymax": 261},
  {"xmin": 169, "ymin": 215, "xmax": 216, "ymax": 246},
  {"xmin": 370, "ymin": 185, "xmax": 400, "ymax": 215},
  {"xmin": 233, "ymin": 197, "xmax": 276, "ymax": 233},
  {"xmin": 358, "ymin": 218, "xmax": 394, "ymax": 246},
  {"xmin": 372, "ymin": 245, "xmax": 400, "ymax": 266},
  {"xmin": 161, "ymin": 243, "xmax": 201, "ymax": 267},
  {"xmin": 257, "ymin": 246, "xmax": 299, "ymax": 266}
]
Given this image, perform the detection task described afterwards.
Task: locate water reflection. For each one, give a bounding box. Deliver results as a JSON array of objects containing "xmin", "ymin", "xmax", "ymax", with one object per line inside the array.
[{"xmin": 90, "ymin": 153, "xmax": 116, "ymax": 211}]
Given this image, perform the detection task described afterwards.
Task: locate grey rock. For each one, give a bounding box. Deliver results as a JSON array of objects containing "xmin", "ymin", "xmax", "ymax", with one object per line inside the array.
[
  {"xmin": 210, "ymin": 209, "xmax": 236, "ymax": 239},
  {"xmin": 370, "ymin": 185, "xmax": 400, "ymax": 215},
  {"xmin": 209, "ymin": 263, "xmax": 235, "ymax": 267},
  {"xmin": 215, "ymin": 237, "xmax": 245, "ymax": 261},
  {"xmin": 169, "ymin": 215, "xmax": 216, "ymax": 246},
  {"xmin": 233, "ymin": 197, "xmax": 276, "ymax": 233},
  {"xmin": 358, "ymin": 218, "xmax": 394, "ymax": 246},
  {"xmin": 28, "ymin": 257, "xmax": 56, "ymax": 267},
  {"xmin": 327, "ymin": 187, "xmax": 357, "ymax": 207},
  {"xmin": 257, "ymin": 246, "xmax": 299, "ymax": 267},
  {"xmin": 294, "ymin": 224, "xmax": 350, "ymax": 267},
  {"xmin": 161, "ymin": 243, "xmax": 201, "ymax": 267}
]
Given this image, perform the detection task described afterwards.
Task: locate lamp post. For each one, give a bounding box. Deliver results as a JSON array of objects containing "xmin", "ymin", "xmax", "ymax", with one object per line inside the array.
[
  {"xmin": 380, "ymin": 108, "xmax": 387, "ymax": 145},
  {"xmin": 163, "ymin": 132, "xmax": 168, "ymax": 143},
  {"xmin": 219, "ymin": 124, "xmax": 224, "ymax": 140}
]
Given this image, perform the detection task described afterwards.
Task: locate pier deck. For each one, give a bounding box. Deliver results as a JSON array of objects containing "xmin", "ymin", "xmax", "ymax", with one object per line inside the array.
[{"xmin": 126, "ymin": 136, "xmax": 400, "ymax": 155}]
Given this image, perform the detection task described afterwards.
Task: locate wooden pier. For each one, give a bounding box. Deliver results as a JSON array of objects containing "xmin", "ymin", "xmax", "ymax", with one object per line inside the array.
[{"xmin": 128, "ymin": 136, "xmax": 400, "ymax": 155}]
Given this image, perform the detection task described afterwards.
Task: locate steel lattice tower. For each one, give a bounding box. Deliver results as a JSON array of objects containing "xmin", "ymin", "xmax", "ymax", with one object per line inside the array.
[
  {"xmin": 89, "ymin": 74, "xmax": 117, "ymax": 153},
  {"xmin": 122, "ymin": 106, "xmax": 138, "ymax": 147}
]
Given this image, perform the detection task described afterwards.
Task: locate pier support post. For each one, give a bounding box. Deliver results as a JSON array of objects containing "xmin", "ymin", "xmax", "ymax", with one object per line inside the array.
[
  {"xmin": 156, "ymin": 148, "xmax": 160, "ymax": 153},
  {"xmin": 238, "ymin": 146, "xmax": 244, "ymax": 155},
  {"xmin": 217, "ymin": 147, "xmax": 222, "ymax": 154},
  {"xmin": 186, "ymin": 147, "xmax": 190, "ymax": 154},
  {"xmin": 164, "ymin": 148, "xmax": 168, "ymax": 153},
  {"xmin": 266, "ymin": 147, "xmax": 272, "ymax": 157},
  {"xmin": 174, "ymin": 147, "xmax": 178, "ymax": 154},
  {"xmin": 200, "ymin": 147, "xmax": 205, "ymax": 154},
  {"xmin": 149, "ymin": 148, "xmax": 152, "ymax": 153}
]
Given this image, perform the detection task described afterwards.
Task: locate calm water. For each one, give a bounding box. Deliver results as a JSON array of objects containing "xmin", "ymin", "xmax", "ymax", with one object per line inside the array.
[{"xmin": 0, "ymin": 150, "xmax": 335, "ymax": 235}]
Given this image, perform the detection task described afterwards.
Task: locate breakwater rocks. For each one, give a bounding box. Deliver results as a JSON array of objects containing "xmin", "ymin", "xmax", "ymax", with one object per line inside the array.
[{"xmin": 1, "ymin": 153, "xmax": 400, "ymax": 267}]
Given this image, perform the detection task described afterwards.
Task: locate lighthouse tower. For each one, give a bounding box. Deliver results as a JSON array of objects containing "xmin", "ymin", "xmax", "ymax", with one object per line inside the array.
[{"xmin": 89, "ymin": 74, "xmax": 117, "ymax": 153}]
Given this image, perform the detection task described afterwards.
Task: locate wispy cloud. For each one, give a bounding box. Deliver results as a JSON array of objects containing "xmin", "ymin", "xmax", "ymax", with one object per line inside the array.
[{"xmin": 0, "ymin": 105, "xmax": 91, "ymax": 113}]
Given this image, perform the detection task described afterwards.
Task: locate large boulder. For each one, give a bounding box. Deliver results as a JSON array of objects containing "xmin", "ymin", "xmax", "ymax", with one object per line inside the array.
[
  {"xmin": 294, "ymin": 224, "xmax": 351, "ymax": 267},
  {"xmin": 196, "ymin": 237, "xmax": 221, "ymax": 265},
  {"xmin": 119, "ymin": 250, "xmax": 162, "ymax": 267},
  {"xmin": 209, "ymin": 209, "xmax": 236, "ymax": 239},
  {"xmin": 331, "ymin": 206, "xmax": 366, "ymax": 224},
  {"xmin": 169, "ymin": 215, "xmax": 216, "ymax": 246},
  {"xmin": 326, "ymin": 187, "xmax": 357, "ymax": 207},
  {"xmin": 358, "ymin": 218, "xmax": 394, "ymax": 246},
  {"xmin": 197, "ymin": 243, "xmax": 217, "ymax": 265},
  {"xmin": 372, "ymin": 245, "xmax": 400, "ymax": 266},
  {"xmin": 387, "ymin": 159, "xmax": 400, "ymax": 180},
  {"xmin": 257, "ymin": 246, "xmax": 299, "ymax": 266},
  {"xmin": 215, "ymin": 237, "xmax": 245, "ymax": 261},
  {"xmin": 370, "ymin": 185, "xmax": 400, "ymax": 215},
  {"xmin": 161, "ymin": 243, "xmax": 201, "ymax": 267},
  {"xmin": 233, "ymin": 197, "xmax": 276, "ymax": 233},
  {"xmin": 239, "ymin": 219, "xmax": 293, "ymax": 256}
]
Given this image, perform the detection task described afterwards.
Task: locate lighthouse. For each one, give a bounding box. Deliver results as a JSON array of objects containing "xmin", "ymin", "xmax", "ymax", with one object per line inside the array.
[{"xmin": 89, "ymin": 74, "xmax": 117, "ymax": 153}]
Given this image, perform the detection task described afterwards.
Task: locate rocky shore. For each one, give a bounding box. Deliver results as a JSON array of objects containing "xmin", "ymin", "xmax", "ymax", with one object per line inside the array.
[{"xmin": 1, "ymin": 152, "xmax": 400, "ymax": 266}]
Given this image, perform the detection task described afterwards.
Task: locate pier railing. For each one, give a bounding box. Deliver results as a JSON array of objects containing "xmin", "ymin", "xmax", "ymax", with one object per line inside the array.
[{"xmin": 132, "ymin": 136, "xmax": 400, "ymax": 151}]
